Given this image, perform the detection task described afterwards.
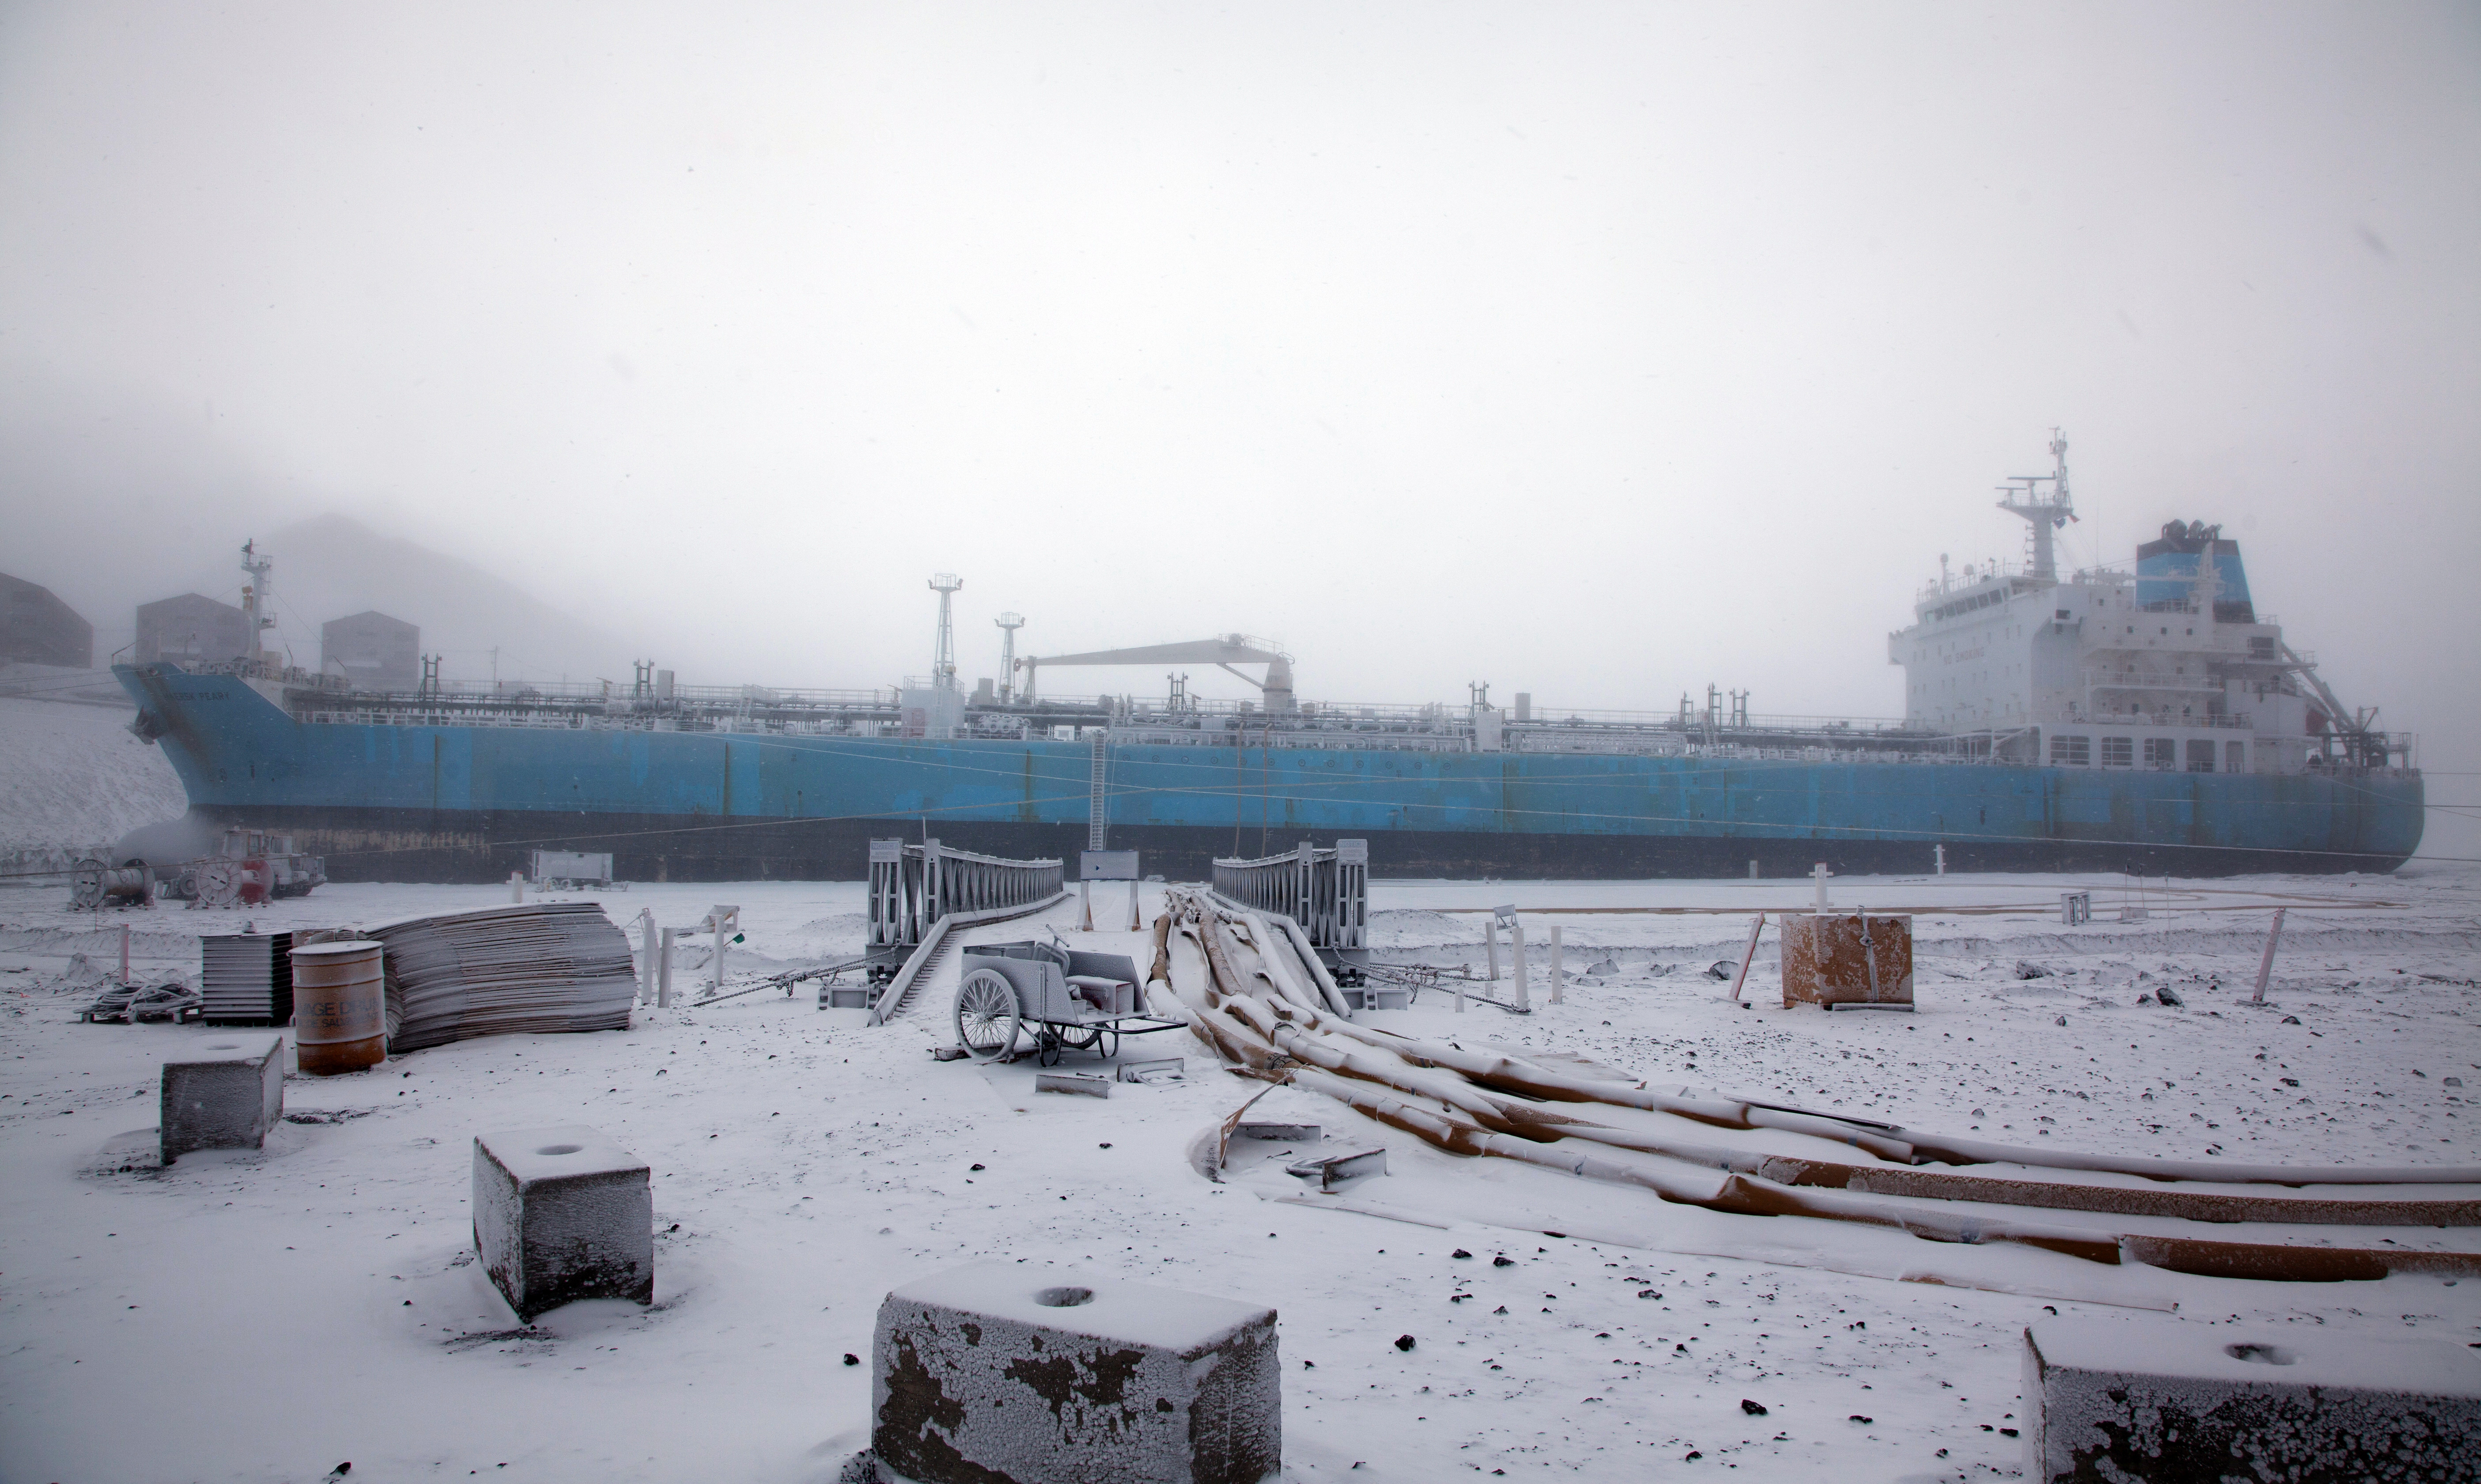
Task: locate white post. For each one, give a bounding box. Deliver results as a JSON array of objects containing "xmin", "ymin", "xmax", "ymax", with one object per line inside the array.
[
  {"xmin": 2251, "ymin": 907, "xmax": 2287, "ymax": 1003},
  {"xmin": 510, "ymin": 871, "xmax": 524, "ymax": 903},
  {"xmin": 1484, "ymin": 916, "xmax": 1501, "ymax": 980},
  {"xmin": 1934, "ymin": 844, "xmax": 1946, "ymax": 876},
  {"xmin": 1811, "ymin": 862, "xmax": 1831, "ymax": 914},
  {"xmin": 637, "ymin": 910, "xmax": 658, "ymax": 1003},
  {"xmin": 1726, "ymin": 912, "xmax": 1766, "ymax": 1005},
  {"xmin": 1127, "ymin": 880, "xmax": 1142, "ymax": 931},
  {"xmin": 1548, "ymin": 925, "xmax": 1564, "ymax": 1004},
  {"xmin": 119, "ymin": 923, "xmax": 131, "ymax": 983},
  {"xmin": 1454, "ymin": 978, "xmax": 1465, "ymax": 1014},
  {"xmin": 711, "ymin": 914, "xmax": 728, "ymax": 998},
  {"xmin": 1748, "ymin": 859, "xmax": 1757, "ymax": 880},
  {"xmin": 1509, "ymin": 920, "xmax": 1530, "ymax": 1012},
  {"xmin": 1080, "ymin": 879, "xmax": 1093, "ymax": 931},
  {"xmin": 658, "ymin": 928, "xmax": 676, "ymax": 1007}
]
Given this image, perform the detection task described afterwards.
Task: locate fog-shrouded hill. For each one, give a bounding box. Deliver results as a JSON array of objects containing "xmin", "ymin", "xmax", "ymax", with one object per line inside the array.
[{"xmin": 172, "ymin": 513, "xmax": 638, "ymax": 689}]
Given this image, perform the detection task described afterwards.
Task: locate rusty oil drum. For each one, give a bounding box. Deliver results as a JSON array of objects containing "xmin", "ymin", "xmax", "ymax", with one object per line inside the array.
[{"xmin": 291, "ymin": 940, "xmax": 386, "ymax": 1074}]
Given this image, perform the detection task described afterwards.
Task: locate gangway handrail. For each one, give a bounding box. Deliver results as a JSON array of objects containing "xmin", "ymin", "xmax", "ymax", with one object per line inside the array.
[
  {"xmin": 867, "ymin": 837, "xmax": 1065, "ymax": 954},
  {"xmin": 1211, "ymin": 839, "xmax": 1368, "ymax": 953}
]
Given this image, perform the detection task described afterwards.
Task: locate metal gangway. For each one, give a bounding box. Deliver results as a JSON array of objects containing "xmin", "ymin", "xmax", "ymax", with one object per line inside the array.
[
  {"xmin": 1210, "ymin": 839, "xmax": 1370, "ymax": 984},
  {"xmin": 865, "ymin": 839, "xmax": 1066, "ymax": 1024}
]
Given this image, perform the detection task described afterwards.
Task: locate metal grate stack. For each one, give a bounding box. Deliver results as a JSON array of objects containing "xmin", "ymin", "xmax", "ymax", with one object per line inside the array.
[
  {"xmin": 200, "ymin": 932, "xmax": 295, "ymax": 1025},
  {"xmin": 369, "ymin": 903, "xmax": 637, "ymax": 1052}
]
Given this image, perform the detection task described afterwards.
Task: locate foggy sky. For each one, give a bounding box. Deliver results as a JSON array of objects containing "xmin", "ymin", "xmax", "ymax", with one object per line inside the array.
[{"xmin": 4, "ymin": 3, "xmax": 2476, "ymax": 854}]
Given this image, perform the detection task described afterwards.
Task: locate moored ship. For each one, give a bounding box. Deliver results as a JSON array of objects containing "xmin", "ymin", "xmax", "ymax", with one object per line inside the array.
[{"xmin": 117, "ymin": 437, "xmax": 2423, "ymax": 881}]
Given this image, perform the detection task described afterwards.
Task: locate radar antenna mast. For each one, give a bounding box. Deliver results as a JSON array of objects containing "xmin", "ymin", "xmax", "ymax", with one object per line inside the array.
[
  {"xmin": 928, "ymin": 573, "xmax": 962, "ymax": 693},
  {"xmin": 1994, "ymin": 428, "xmax": 2077, "ymax": 582}
]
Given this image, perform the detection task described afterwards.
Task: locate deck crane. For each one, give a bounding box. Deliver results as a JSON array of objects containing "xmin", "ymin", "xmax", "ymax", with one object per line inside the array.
[{"xmin": 1016, "ymin": 635, "xmax": 1294, "ymax": 712}]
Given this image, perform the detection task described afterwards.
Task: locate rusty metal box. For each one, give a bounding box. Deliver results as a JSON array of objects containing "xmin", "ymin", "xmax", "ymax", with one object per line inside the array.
[{"xmin": 1780, "ymin": 913, "xmax": 1914, "ymax": 1008}]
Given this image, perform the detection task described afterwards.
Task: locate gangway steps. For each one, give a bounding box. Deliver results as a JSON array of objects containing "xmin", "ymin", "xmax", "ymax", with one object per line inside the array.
[
  {"xmin": 881, "ymin": 933, "xmax": 956, "ymax": 1023},
  {"xmin": 867, "ymin": 888, "xmax": 1072, "ymax": 1026}
]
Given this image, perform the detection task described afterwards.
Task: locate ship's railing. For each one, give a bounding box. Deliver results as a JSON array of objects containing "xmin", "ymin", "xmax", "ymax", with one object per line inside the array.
[
  {"xmin": 867, "ymin": 838, "xmax": 1063, "ymax": 953},
  {"xmin": 296, "ymin": 676, "xmax": 893, "ymax": 710},
  {"xmin": 1212, "ymin": 840, "xmax": 1368, "ymax": 951}
]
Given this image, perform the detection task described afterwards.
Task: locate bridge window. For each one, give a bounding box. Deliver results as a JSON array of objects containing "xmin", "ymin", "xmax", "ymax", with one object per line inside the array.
[
  {"xmin": 2144, "ymin": 738, "xmax": 2177, "ymax": 770},
  {"xmin": 2185, "ymin": 739, "xmax": 2217, "ymax": 773},
  {"xmin": 2226, "ymin": 741, "xmax": 2246, "ymax": 774},
  {"xmin": 2047, "ymin": 734, "xmax": 2090, "ymax": 767},
  {"xmin": 2100, "ymin": 736, "xmax": 2132, "ymax": 768}
]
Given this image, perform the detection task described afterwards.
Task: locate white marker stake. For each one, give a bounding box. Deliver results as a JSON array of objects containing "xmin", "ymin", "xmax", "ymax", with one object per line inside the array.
[
  {"xmin": 637, "ymin": 909, "xmax": 658, "ymax": 1003},
  {"xmin": 1812, "ymin": 862, "xmax": 1831, "ymax": 914},
  {"xmin": 1484, "ymin": 916, "xmax": 1501, "ymax": 981},
  {"xmin": 1548, "ymin": 925, "xmax": 1564, "ymax": 1004},
  {"xmin": 658, "ymin": 928, "xmax": 676, "ymax": 1007},
  {"xmin": 510, "ymin": 871, "xmax": 524, "ymax": 903},
  {"xmin": 2251, "ymin": 907, "xmax": 2287, "ymax": 1003},
  {"xmin": 1510, "ymin": 921, "xmax": 1530, "ymax": 1013},
  {"xmin": 1726, "ymin": 912, "xmax": 1766, "ymax": 1005},
  {"xmin": 119, "ymin": 924, "xmax": 131, "ymax": 983}
]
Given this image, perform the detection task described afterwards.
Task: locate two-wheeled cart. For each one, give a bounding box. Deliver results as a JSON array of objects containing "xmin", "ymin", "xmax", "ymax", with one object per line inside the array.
[{"xmin": 952, "ymin": 940, "xmax": 1185, "ymax": 1066}]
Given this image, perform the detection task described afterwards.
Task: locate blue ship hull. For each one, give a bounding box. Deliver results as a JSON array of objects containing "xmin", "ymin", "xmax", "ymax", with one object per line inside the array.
[{"xmin": 118, "ymin": 665, "xmax": 2424, "ymax": 881}]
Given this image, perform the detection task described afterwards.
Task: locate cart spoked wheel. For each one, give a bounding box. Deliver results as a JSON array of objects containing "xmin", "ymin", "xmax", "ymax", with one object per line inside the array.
[{"xmin": 954, "ymin": 969, "xmax": 1020, "ymax": 1062}]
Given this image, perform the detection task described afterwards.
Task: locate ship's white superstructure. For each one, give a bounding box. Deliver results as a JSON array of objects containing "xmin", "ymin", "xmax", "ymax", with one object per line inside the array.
[{"xmin": 1888, "ymin": 434, "xmax": 2388, "ymax": 776}]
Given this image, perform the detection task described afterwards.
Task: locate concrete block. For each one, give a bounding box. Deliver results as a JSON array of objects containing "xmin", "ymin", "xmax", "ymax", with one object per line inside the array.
[
  {"xmin": 2024, "ymin": 1315, "xmax": 2481, "ymax": 1483},
  {"xmin": 159, "ymin": 1032, "xmax": 284, "ymax": 1164},
  {"xmin": 1035, "ymin": 1072, "xmax": 1111, "ymax": 1098},
  {"xmin": 873, "ymin": 1261, "xmax": 1279, "ymax": 1484},
  {"xmin": 472, "ymin": 1124, "xmax": 653, "ymax": 1321}
]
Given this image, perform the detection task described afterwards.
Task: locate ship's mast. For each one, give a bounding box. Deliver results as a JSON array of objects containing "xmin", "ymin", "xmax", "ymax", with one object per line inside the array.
[
  {"xmin": 239, "ymin": 539, "xmax": 278, "ymax": 669},
  {"xmin": 1994, "ymin": 429, "xmax": 2076, "ymax": 582},
  {"xmin": 928, "ymin": 573, "xmax": 963, "ymax": 693},
  {"xmin": 995, "ymin": 612, "xmax": 1024, "ymax": 703}
]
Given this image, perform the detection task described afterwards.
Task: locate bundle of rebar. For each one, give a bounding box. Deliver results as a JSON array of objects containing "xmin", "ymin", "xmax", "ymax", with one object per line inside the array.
[
  {"xmin": 1155, "ymin": 889, "xmax": 2481, "ymax": 1283},
  {"xmin": 370, "ymin": 903, "xmax": 636, "ymax": 1052}
]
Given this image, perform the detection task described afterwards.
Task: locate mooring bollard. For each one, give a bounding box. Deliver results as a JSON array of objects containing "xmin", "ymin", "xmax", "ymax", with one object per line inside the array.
[
  {"xmin": 473, "ymin": 1124, "xmax": 653, "ymax": 1321},
  {"xmin": 160, "ymin": 1032, "xmax": 285, "ymax": 1164},
  {"xmin": 871, "ymin": 1263, "xmax": 1279, "ymax": 1484},
  {"xmin": 2023, "ymin": 1316, "xmax": 2479, "ymax": 1483}
]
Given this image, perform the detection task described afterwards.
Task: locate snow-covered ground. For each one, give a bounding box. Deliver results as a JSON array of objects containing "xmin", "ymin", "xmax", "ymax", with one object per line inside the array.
[
  {"xmin": 0, "ymin": 692, "xmax": 186, "ymax": 850},
  {"xmin": 1, "ymin": 868, "xmax": 2476, "ymax": 1483}
]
